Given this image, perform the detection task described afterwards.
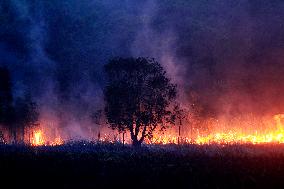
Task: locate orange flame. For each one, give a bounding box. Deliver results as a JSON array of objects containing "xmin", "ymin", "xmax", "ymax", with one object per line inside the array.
[
  {"xmin": 195, "ymin": 114, "xmax": 284, "ymax": 144},
  {"xmin": 31, "ymin": 130, "xmax": 44, "ymax": 146},
  {"xmin": 29, "ymin": 114, "xmax": 284, "ymax": 146},
  {"xmin": 30, "ymin": 129, "xmax": 63, "ymax": 146},
  {"xmin": 144, "ymin": 114, "xmax": 284, "ymax": 145}
]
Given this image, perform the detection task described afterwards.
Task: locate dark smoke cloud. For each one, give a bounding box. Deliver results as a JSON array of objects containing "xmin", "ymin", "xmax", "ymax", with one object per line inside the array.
[
  {"xmin": 1, "ymin": 0, "xmax": 284, "ymax": 138},
  {"xmin": 131, "ymin": 0, "xmax": 284, "ymax": 117}
]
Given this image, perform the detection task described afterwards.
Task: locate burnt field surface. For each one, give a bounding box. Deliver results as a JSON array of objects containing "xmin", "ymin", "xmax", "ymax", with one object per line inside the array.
[{"xmin": 2, "ymin": 143, "xmax": 284, "ymax": 189}]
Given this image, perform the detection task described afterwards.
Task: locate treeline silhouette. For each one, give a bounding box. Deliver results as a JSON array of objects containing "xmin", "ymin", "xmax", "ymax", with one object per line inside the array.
[{"xmin": 0, "ymin": 67, "xmax": 39, "ymax": 143}]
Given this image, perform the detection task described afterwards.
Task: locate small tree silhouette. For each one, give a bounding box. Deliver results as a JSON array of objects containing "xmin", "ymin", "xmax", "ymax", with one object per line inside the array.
[{"xmin": 104, "ymin": 57, "xmax": 177, "ymax": 147}]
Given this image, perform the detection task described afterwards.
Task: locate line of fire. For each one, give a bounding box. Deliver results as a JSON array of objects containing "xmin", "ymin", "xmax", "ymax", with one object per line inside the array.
[
  {"xmin": 2, "ymin": 114, "xmax": 284, "ymax": 146},
  {"xmin": 2, "ymin": 64, "xmax": 284, "ymax": 147},
  {"xmin": 1, "ymin": 105, "xmax": 284, "ymax": 146},
  {"xmin": 2, "ymin": 61, "xmax": 284, "ymax": 146}
]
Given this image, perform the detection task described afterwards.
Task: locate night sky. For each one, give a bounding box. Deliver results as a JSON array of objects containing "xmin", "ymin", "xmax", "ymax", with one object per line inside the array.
[{"xmin": 1, "ymin": 0, "xmax": 284, "ymax": 136}]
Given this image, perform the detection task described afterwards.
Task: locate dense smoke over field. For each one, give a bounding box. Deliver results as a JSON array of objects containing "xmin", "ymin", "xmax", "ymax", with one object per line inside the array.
[{"xmin": 1, "ymin": 0, "xmax": 284, "ymax": 139}]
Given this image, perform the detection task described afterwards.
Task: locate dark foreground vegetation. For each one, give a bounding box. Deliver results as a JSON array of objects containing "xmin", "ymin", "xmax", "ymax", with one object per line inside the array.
[{"xmin": 2, "ymin": 143, "xmax": 284, "ymax": 189}]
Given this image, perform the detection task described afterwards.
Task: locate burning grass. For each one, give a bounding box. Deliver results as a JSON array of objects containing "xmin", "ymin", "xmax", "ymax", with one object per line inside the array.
[
  {"xmin": 25, "ymin": 114, "xmax": 284, "ymax": 147},
  {"xmin": 20, "ymin": 115, "xmax": 284, "ymax": 159},
  {"xmin": 145, "ymin": 114, "xmax": 284, "ymax": 145},
  {"xmin": 6, "ymin": 111, "xmax": 282, "ymax": 151}
]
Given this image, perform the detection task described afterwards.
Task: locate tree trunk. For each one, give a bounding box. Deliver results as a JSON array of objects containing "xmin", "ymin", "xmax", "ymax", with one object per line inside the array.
[
  {"xmin": 9, "ymin": 127, "xmax": 16, "ymax": 144},
  {"xmin": 130, "ymin": 126, "xmax": 142, "ymax": 147},
  {"xmin": 11, "ymin": 129, "xmax": 17, "ymax": 144},
  {"xmin": 21, "ymin": 126, "xmax": 25, "ymax": 144},
  {"xmin": 122, "ymin": 132, "xmax": 125, "ymax": 146}
]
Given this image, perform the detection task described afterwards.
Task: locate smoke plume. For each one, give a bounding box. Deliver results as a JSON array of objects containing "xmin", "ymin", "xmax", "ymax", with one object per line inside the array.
[{"xmin": 1, "ymin": 0, "xmax": 284, "ymax": 139}]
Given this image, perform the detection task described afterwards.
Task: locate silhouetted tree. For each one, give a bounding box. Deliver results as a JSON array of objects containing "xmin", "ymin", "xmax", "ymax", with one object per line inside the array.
[
  {"xmin": 104, "ymin": 57, "xmax": 177, "ymax": 147},
  {"xmin": 91, "ymin": 109, "xmax": 103, "ymax": 141},
  {"xmin": 14, "ymin": 94, "xmax": 39, "ymax": 143},
  {"xmin": 0, "ymin": 67, "xmax": 13, "ymax": 141},
  {"xmin": 172, "ymin": 104, "xmax": 189, "ymax": 144}
]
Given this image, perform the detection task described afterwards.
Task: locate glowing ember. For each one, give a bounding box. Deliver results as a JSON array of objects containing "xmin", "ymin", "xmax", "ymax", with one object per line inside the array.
[{"xmin": 52, "ymin": 137, "xmax": 63, "ymax": 146}]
